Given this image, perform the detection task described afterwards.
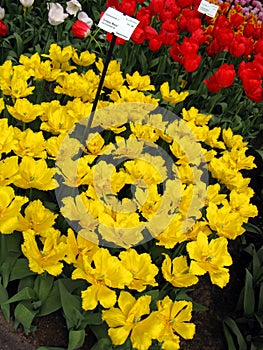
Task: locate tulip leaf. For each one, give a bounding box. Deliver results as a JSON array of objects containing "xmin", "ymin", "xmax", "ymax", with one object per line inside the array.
[
  {"xmin": 223, "ymin": 320, "xmax": 237, "ymax": 350},
  {"xmin": 0, "ymin": 282, "xmax": 10, "ymax": 322},
  {"xmin": 58, "ymin": 279, "xmax": 84, "ymax": 330},
  {"xmin": 68, "ymin": 329, "xmax": 85, "ymax": 350},
  {"xmin": 90, "ymin": 338, "xmax": 112, "ymax": 350},
  {"xmin": 243, "ymin": 223, "xmax": 263, "ymax": 235},
  {"xmin": 14, "ymin": 300, "xmax": 38, "ymax": 334},
  {"xmin": 38, "ymin": 281, "xmax": 61, "ymax": 317},
  {"xmin": 244, "ymin": 269, "xmax": 255, "ymax": 316},
  {"xmin": 259, "ymin": 283, "xmax": 263, "ymax": 313},
  {"xmin": 38, "ymin": 348, "xmax": 66, "ymax": 350},
  {"xmin": 90, "ymin": 323, "xmax": 110, "ymax": 341},
  {"xmin": 34, "ymin": 274, "xmax": 54, "ymax": 302},
  {"xmin": 193, "ymin": 302, "xmax": 209, "ymax": 312},
  {"xmin": 18, "ymin": 275, "xmax": 36, "ymax": 292},
  {"xmin": 223, "ymin": 317, "xmax": 247, "ymax": 350},
  {"xmin": 83, "ymin": 311, "xmax": 103, "ymax": 325},
  {"xmin": 13, "ymin": 32, "xmax": 24, "ymax": 57},
  {"xmin": 5, "ymin": 286, "xmax": 37, "ymax": 304},
  {"xmin": 9, "ymin": 258, "xmax": 35, "ymax": 281}
]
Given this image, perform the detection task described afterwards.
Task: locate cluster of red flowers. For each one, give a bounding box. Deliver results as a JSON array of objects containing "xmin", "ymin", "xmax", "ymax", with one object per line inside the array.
[
  {"xmin": 104, "ymin": 0, "xmax": 263, "ymax": 102},
  {"xmin": 204, "ymin": 5, "xmax": 263, "ymax": 101},
  {"xmin": 0, "ymin": 19, "xmax": 8, "ymax": 37}
]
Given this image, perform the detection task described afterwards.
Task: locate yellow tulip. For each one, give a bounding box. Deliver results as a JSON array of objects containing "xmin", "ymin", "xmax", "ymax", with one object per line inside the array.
[
  {"xmin": 21, "ymin": 229, "xmax": 66, "ymax": 276},
  {"xmin": 119, "ymin": 249, "xmax": 158, "ymax": 292},
  {"xmin": 17, "ymin": 199, "xmax": 58, "ymax": 234},
  {"xmin": 160, "ymin": 82, "xmax": 189, "ymax": 104},
  {"xmin": 0, "ymin": 186, "xmax": 28, "ymax": 234},
  {"xmin": 102, "ymin": 291, "xmax": 153, "ymax": 350},
  {"xmin": 126, "ymin": 71, "xmax": 155, "ymax": 91},
  {"xmin": 162, "ymin": 254, "xmax": 198, "ymax": 288},
  {"xmin": 187, "ymin": 232, "xmax": 232, "ymax": 288},
  {"xmin": 14, "ymin": 156, "xmax": 57, "ymax": 190},
  {"xmin": 72, "ymin": 248, "xmax": 132, "ymax": 310}
]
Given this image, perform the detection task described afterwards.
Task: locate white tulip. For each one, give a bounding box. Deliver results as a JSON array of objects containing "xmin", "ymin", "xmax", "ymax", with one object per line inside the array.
[
  {"xmin": 66, "ymin": 0, "xmax": 82, "ymax": 16},
  {"xmin": 0, "ymin": 7, "xmax": 5, "ymax": 19},
  {"xmin": 77, "ymin": 11, "xmax": 93, "ymax": 27},
  {"xmin": 47, "ymin": 3, "xmax": 68, "ymax": 26},
  {"xmin": 19, "ymin": 0, "xmax": 34, "ymax": 7}
]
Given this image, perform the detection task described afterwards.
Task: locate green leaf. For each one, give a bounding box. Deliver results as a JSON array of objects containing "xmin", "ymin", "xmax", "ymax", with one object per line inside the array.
[
  {"xmin": 256, "ymin": 149, "xmax": 263, "ymax": 162},
  {"xmin": 68, "ymin": 329, "xmax": 85, "ymax": 350},
  {"xmin": 252, "ymin": 248, "xmax": 261, "ymax": 277},
  {"xmin": 193, "ymin": 302, "xmax": 209, "ymax": 312},
  {"xmin": 58, "ymin": 277, "xmax": 86, "ymax": 294},
  {"xmin": 58, "ymin": 279, "xmax": 84, "ymax": 330},
  {"xmin": 257, "ymin": 246, "xmax": 263, "ymax": 264},
  {"xmin": 9, "ymin": 258, "xmax": 35, "ymax": 281},
  {"xmin": 244, "ymin": 269, "xmax": 255, "ymax": 316},
  {"xmin": 138, "ymin": 51, "xmax": 148, "ymax": 75},
  {"xmin": 0, "ymin": 282, "xmax": 10, "ymax": 322},
  {"xmin": 255, "ymin": 313, "xmax": 263, "ymax": 329},
  {"xmin": 0, "ymin": 253, "xmax": 21, "ymax": 288},
  {"xmin": 90, "ymin": 323, "xmax": 110, "ymax": 341},
  {"xmin": 34, "ymin": 274, "xmax": 54, "ymax": 302},
  {"xmin": 14, "ymin": 301, "xmax": 38, "ymax": 334},
  {"xmin": 114, "ymin": 338, "xmax": 132, "ymax": 349},
  {"xmin": 90, "ymin": 338, "xmax": 112, "ymax": 350},
  {"xmin": 223, "ymin": 321, "xmax": 237, "ymax": 350},
  {"xmin": 223, "ymin": 317, "xmax": 247, "ymax": 350},
  {"xmin": 0, "ymin": 235, "xmax": 8, "ymax": 263},
  {"xmin": 6, "ymin": 231, "xmax": 22, "ymax": 252},
  {"xmin": 5, "ymin": 286, "xmax": 37, "ymax": 304},
  {"xmin": 38, "ymin": 348, "xmax": 66, "ymax": 350},
  {"xmin": 244, "ymin": 223, "xmax": 263, "ymax": 235},
  {"xmin": 83, "ymin": 312, "xmax": 103, "ymax": 325},
  {"xmin": 13, "ymin": 32, "xmax": 24, "ymax": 56},
  {"xmin": 18, "ymin": 275, "xmax": 36, "ymax": 292},
  {"xmin": 38, "ymin": 281, "xmax": 61, "ymax": 317},
  {"xmin": 139, "ymin": 289, "xmax": 159, "ymax": 302},
  {"xmin": 258, "ymin": 283, "xmax": 263, "ymax": 313}
]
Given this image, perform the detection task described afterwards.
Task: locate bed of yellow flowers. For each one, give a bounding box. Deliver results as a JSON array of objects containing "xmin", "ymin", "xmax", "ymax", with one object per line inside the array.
[{"xmin": 0, "ymin": 43, "xmax": 258, "ymax": 349}]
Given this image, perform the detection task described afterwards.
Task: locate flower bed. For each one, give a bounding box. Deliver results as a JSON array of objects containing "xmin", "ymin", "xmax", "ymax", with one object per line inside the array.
[
  {"xmin": 0, "ymin": 0, "xmax": 262, "ymax": 349},
  {"xmin": 0, "ymin": 43, "xmax": 259, "ymax": 349}
]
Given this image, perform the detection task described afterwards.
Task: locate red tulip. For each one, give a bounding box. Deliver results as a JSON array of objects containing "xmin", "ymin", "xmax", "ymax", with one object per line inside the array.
[
  {"xmin": 106, "ymin": 32, "xmax": 126, "ymax": 45},
  {"xmin": 229, "ymin": 13, "xmax": 245, "ymax": 29},
  {"xmin": 131, "ymin": 26, "xmax": 145, "ymax": 44},
  {"xmin": 238, "ymin": 60, "xmax": 263, "ymax": 102},
  {"xmin": 215, "ymin": 27, "xmax": 234, "ymax": 49},
  {"xmin": 228, "ymin": 34, "xmax": 253, "ymax": 58},
  {"xmin": 136, "ymin": 7, "xmax": 151, "ymax": 27},
  {"xmin": 119, "ymin": 0, "xmax": 136, "ymax": 16},
  {"xmin": 72, "ymin": 20, "xmax": 90, "ymax": 38},
  {"xmin": 204, "ymin": 64, "xmax": 236, "ymax": 93},
  {"xmin": 159, "ymin": 20, "xmax": 178, "ymax": 46},
  {"xmin": 149, "ymin": 0, "xmax": 165, "ymax": 15},
  {"xmin": 182, "ymin": 53, "xmax": 202, "ymax": 72},
  {"xmin": 254, "ymin": 39, "xmax": 263, "ymax": 55},
  {"xmin": 149, "ymin": 35, "xmax": 162, "ymax": 51},
  {"xmin": 0, "ymin": 20, "xmax": 8, "ymax": 37}
]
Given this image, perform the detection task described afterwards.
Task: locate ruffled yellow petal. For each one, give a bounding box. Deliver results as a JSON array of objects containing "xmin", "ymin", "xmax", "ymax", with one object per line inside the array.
[{"xmin": 108, "ymin": 325, "xmax": 132, "ymax": 346}]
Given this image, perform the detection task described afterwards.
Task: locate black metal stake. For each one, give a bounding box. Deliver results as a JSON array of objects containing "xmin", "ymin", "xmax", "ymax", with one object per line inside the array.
[
  {"xmin": 86, "ymin": 34, "xmax": 117, "ymax": 132},
  {"xmin": 225, "ymin": 0, "xmax": 235, "ymax": 17}
]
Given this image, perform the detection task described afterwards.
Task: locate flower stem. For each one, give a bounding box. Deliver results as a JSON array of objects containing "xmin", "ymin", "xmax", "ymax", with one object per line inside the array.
[{"xmin": 208, "ymin": 93, "xmax": 222, "ymax": 114}]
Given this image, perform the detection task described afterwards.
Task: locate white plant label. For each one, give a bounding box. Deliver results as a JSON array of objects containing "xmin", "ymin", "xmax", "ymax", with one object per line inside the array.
[
  {"xmin": 198, "ymin": 0, "xmax": 219, "ymax": 18},
  {"xmin": 98, "ymin": 7, "xmax": 139, "ymax": 40}
]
